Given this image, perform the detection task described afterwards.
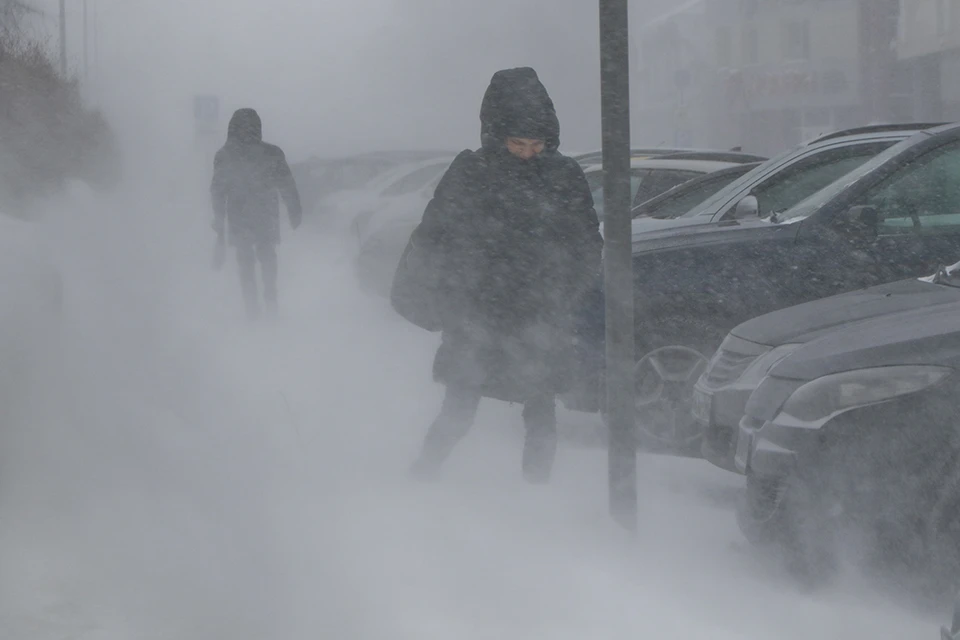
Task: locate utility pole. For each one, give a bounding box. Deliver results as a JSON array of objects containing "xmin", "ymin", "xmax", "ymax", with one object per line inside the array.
[
  {"xmin": 58, "ymin": 0, "xmax": 66, "ymax": 76},
  {"xmin": 83, "ymin": 0, "xmax": 88, "ymax": 81},
  {"xmin": 93, "ymin": 0, "xmax": 99, "ymax": 81},
  {"xmin": 599, "ymin": 0, "xmax": 637, "ymax": 533}
]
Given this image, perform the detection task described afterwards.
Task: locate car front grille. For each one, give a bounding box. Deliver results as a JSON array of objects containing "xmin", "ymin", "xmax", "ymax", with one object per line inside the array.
[{"xmin": 702, "ymin": 349, "xmax": 759, "ymax": 388}]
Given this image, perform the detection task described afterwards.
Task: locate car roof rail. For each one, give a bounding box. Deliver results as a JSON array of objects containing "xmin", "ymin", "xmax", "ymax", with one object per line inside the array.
[
  {"xmin": 811, "ymin": 122, "xmax": 949, "ymax": 143},
  {"xmin": 654, "ymin": 151, "xmax": 769, "ymax": 163}
]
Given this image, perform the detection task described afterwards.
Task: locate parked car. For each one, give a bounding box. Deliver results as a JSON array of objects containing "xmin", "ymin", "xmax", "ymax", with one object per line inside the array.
[
  {"xmin": 357, "ymin": 156, "xmax": 738, "ymax": 297},
  {"xmin": 626, "ymin": 123, "xmax": 944, "ymax": 240},
  {"xmin": 734, "ymin": 294, "xmax": 960, "ymax": 579},
  {"xmin": 566, "ymin": 121, "xmax": 960, "ymax": 455},
  {"xmin": 347, "ymin": 157, "xmax": 455, "ymax": 295},
  {"xmin": 291, "ymin": 150, "xmax": 456, "ymax": 216},
  {"xmin": 585, "ymin": 157, "xmax": 742, "ymax": 221},
  {"xmin": 696, "ymin": 271, "xmax": 960, "ymax": 474}
]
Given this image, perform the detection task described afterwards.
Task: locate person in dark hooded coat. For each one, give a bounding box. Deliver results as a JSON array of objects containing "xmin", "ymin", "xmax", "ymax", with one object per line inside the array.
[
  {"xmin": 408, "ymin": 67, "xmax": 603, "ymax": 483},
  {"xmin": 211, "ymin": 108, "xmax": 303, "ymax": 319}
]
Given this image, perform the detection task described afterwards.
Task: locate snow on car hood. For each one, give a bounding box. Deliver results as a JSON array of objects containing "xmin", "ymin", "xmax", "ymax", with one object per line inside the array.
[
  {"xmin": 730, "ymin": 278, "xmax": 960, "ymax": 347},
  {"xmin": 769, "ymin": 299, "xmax": 960, "ymax": 381}
]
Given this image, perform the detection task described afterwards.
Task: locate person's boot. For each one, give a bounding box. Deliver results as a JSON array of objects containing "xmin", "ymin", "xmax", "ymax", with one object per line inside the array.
[
  {"xmin": 522, "ymin": 431, "xmax": 557, "ymax": 484},
  {"xmin": 409, "ymin": 387, "xmax": 479, "ymax": 482},
  {"xmin": 264, "ymin": 296, "xmax": 278, "ymax": 320},
  {"xmin": 245, "ymin": 298, "xmax": 260, "ymax": 321},
  {"xmin": 408, "ymin": 453, "xmax": 443, "ymax": 483}
]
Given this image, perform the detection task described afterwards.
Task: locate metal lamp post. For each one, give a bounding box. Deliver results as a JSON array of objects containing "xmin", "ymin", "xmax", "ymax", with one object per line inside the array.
[{"xmin": 599, "ymin": 0, "xmax": 637, "ymax": 532}]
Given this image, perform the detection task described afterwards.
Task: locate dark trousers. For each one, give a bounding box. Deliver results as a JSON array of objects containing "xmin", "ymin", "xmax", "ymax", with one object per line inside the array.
[
  {"xmin": 414, "ymin": 385, "xmax": 558, "ymax": 483},
  {"xmin": 236, "ymin": 241, "xmax": 278, "ymax": 319}
]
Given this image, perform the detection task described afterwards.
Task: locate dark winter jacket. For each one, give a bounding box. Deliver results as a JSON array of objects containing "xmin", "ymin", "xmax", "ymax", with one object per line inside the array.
[
  {"xmin": 211, "ymin": 108, "xmax": 302, "ymax": 246},
  {"xmin": 412, "ymin": 68, "xmax": 602, "ymax": 402}
]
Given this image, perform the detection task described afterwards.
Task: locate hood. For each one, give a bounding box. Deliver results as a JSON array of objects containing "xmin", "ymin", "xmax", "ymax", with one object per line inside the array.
[
  {"xmin": 479, "ymin": 67, "xmax": 560, "ymax": 152},
  {"xmin": 227, "ymin": 108, "xmax": 263, "ymax": 144},
  {"xmin": 769, "ymin": 300, "xmax": 960, "ymax": 381},
  {"xmin": 731, "ymin": 278, "xmax": 960, "ymax": 347}
]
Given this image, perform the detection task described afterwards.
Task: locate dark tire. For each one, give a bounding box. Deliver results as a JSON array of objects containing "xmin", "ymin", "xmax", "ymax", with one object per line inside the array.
[
  {"xmin": 737, "ymin": 474, "xmax": 790, "ymax": 545},
  {"xmin": 738, "ymin": 471, "xmax": 838, "ymax": 587},
  {"xmin": 630, "ymin": 314, "xmax": 725, "ymax": 454}
]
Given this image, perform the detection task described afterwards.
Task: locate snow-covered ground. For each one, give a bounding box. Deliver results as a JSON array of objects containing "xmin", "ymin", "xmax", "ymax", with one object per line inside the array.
[{"xmin": 0, "ymin": 179, "xmax": 947, "ymax": 639}]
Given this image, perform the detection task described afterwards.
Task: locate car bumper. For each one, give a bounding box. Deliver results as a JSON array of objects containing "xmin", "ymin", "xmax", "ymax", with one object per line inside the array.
[
  {"xmin": 695, "ymin": 382, "xmax": 755, "ymax": 473},
  {"xmin": 735, "ymin": 414, "xmax": 809, "ymax": 476}
]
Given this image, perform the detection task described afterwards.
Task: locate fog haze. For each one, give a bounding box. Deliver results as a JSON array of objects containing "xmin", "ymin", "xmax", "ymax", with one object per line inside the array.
[{"xmin": 0, "ymin": 1, "xmax": 949, "ymax": 638}]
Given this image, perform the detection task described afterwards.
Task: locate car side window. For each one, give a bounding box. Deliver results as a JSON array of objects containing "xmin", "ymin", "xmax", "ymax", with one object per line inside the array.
[
  {"xmin": 641, "ymin": 173, "xmax": 741, "ymax": 219},
  {"xmin": 632, "ymin": 170, "xmax": 702, "ymax": 207},
  {"xmin": 863, "ymin": 141, "xmax": 960, "ymax": 235},
  {"xmin": 728, "ymin": 142, "xmax": 893, "ymax": 220},
  {"xmin": 592, "ymin": 171, "xmax": 644, "ymax": 220}
]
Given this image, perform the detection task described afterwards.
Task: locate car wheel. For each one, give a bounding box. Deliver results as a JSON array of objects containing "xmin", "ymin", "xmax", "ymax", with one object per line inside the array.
[
  {"xmin": 739, "ymin": 471, "xmax": 837, "ymax": 586},
  {"xmin": 737, "ymin": 474, "xmax": 790, "ymax": 545},
  {"xmin": 632, "ymin": 345, "xmax": 708, "ymax": 452}
]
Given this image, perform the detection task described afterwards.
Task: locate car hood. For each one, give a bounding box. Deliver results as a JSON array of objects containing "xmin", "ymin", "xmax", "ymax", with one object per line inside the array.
[
  {"xmin": 769, "ymin": 300, "xmax": 960, "ymax": 381},
  {"xmin": 730, "ymin": 278, "xmax": 960, "ymax": 347}
]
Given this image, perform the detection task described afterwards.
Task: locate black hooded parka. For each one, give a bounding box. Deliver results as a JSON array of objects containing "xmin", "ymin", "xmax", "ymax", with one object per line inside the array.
[
  {"xmin": 211, "ymin": 108, "xmax": 302, "ymax": 246},
  {"xmin": 412, "ymin": 68, "xmax": 603, "ymax": 403}
]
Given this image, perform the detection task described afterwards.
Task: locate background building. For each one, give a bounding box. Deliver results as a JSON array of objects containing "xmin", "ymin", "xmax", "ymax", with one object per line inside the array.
[
  {"xmin": 897, "ymin": 0, "xmax": 960, "ymax": 121},
  {"xmin": 632, "ymin": 0, "xmax": 740, "ymax": 150},
  {"xmin": 635, "ymin": 0, "xmax": 906, "ymax": 156}
]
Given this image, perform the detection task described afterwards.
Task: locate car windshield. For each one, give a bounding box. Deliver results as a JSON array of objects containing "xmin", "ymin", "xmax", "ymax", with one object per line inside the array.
[{"xmin": 772, "ymin": 136, "xmax": 921, "ymax": 223}]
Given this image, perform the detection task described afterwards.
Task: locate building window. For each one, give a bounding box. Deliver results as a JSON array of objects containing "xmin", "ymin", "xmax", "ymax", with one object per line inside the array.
[
  {"xmin": 717, "ymin": 26, "xmax": 733, "ymax": 67},
  {"xmin": 742, "ymin": 27, "xmax": 759, "ymax": 65},
  {"xmin": 782, "ymin": 20, "xmax": 810, "ymax": 61}
]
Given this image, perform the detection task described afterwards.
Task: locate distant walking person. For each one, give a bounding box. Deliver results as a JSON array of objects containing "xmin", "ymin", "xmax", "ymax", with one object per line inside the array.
[
  {"xmin": 211, "ymin": 108, "xmax": 302, "ymax": 319},
  {"xmin": 396, "ymin": 68, "xmax": 603, "ymax": 483}
]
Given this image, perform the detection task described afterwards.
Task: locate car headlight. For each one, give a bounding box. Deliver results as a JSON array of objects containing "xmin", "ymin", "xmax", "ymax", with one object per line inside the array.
[
  {"xmin": 776, "ymin": 365, "xmax": 953, "ymax": 425},
  {"xmin": 739, "ymin": 343, "xmax": 802, "ymax": 386}
]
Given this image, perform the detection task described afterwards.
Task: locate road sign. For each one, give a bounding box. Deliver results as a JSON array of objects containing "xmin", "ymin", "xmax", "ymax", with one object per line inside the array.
[{"xmin": 193, "ymin": 94, "xmax": 220, "ymax": 134}]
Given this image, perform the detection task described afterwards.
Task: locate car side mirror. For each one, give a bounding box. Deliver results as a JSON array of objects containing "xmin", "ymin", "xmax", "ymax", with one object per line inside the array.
[
  {"xmin": 734, "ymin": 195, "xmax": 759, "ymax": 219},
  {"xmin": 842, "ymin": 205, "xmax": 878, "ymax": 236}
]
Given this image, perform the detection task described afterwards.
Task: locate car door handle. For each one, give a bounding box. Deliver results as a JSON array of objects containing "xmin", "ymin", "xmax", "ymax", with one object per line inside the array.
[{"xmin": 718, "ymin": 220, "xmax": 740, "ymax": 227}]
